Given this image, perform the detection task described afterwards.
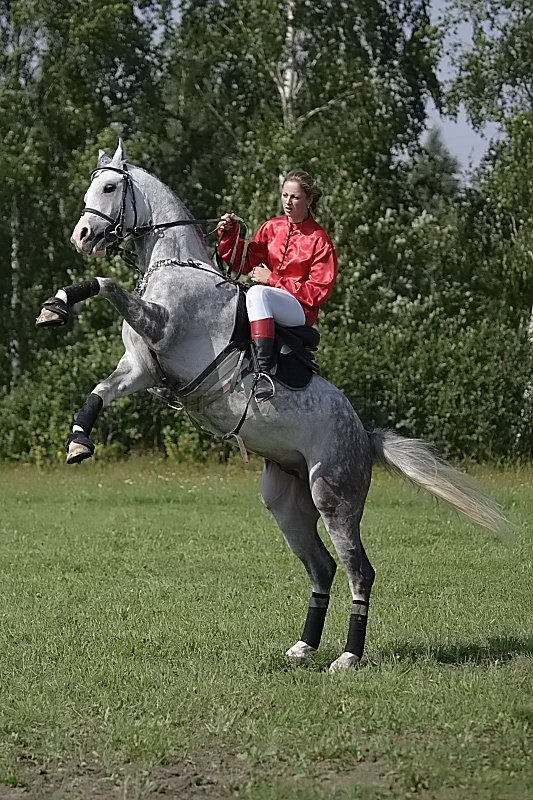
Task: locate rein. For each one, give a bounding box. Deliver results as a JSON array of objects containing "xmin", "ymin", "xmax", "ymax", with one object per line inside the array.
[{"xmin": 83, "ymin": 164, "xmax": 245, "ymax": 259}]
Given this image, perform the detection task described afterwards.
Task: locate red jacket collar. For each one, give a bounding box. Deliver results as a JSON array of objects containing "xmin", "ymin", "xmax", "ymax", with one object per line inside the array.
[{"xmin": 278, "ymin": 214, "xmax": 319, "ymax": 231}]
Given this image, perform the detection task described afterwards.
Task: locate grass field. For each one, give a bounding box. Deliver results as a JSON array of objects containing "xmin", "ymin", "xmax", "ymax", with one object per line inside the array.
[{"xmin": 0, "ymin": 456, "xmax": 531, "ymax": 799}]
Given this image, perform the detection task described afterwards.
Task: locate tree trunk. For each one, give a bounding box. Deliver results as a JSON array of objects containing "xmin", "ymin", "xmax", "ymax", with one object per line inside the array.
[
  {"xmin": 10, "ymin": 196, "xmax": 21, "ymax": 387},
  {"xmin": 278, "ymin": 0, "xmax": 299, "ymax": 133},
  {"xmin": 516, "ymin": 305, "xmax": 533, "ymax": 449}
]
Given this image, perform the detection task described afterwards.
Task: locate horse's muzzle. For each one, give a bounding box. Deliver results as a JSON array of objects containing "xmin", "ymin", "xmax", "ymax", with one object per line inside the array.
[{"xmin": 71, "ymin": 216, "xmax": 107, "ymax": 257}]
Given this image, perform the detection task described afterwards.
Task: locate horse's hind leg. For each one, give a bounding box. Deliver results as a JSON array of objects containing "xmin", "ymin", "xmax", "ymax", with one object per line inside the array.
[
  {"xmin": 310, "ymin": 452, "xmax": 375, "ymax": 672},
  {"xmin": 261, "ymin": 460, "xmax": 337, "ymax": 664}
]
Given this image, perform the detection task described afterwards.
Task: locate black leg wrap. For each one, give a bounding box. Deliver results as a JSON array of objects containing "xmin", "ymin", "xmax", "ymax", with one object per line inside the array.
[
  {"xmin": 73, "ymin": 393, "xmax": 103, "ymax": 436},
  {"xmin": 345, "ymin": 600, "xmax": 369, "ymax": 659},
  {"xmin": 64, "ymin": 279, "xmax": 100, "ymax": 306},
  {"xmin": 301, "ymin": 592, "xmax": 330, "ymax": 650}
]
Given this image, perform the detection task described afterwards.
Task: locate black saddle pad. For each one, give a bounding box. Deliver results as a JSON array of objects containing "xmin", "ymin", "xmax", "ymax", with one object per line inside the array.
[
  {"xmin": 229, "ymin": 283, "xmax": 320, "ymax": 391},
  {"xmin": 274, "ymin": 351, "xmax": 315, "ymax": 390},
  {"xmin": 275, "ymin": 323, "xmax": 320, "ymax": 349}
]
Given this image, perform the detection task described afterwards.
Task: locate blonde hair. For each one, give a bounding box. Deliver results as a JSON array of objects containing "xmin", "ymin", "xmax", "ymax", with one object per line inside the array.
[{"xmin": 283, "ymin": 170, "xmax": 323, "ymax": 211}]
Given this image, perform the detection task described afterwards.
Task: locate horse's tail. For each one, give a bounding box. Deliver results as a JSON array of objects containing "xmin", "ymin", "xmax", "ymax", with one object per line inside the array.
[{"xmin": 368, "ymin": 428, "xmax": 508, "ymax": 533}]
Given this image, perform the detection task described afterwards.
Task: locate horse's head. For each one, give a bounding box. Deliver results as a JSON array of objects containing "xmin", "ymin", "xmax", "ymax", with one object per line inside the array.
[{"xmin": 71, "ymin": 140, "xmax": 152, "ymax": 257}]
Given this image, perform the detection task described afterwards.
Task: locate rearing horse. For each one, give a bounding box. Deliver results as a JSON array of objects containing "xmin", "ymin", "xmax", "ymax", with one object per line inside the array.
[{"xmin": 37, "ymin": 141, "xmax": 505, "ymax": 672}]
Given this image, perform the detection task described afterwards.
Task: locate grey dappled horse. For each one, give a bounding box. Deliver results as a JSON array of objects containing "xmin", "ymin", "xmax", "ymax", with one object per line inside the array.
[{"xmin": 37, "ymin": 141, "xmax": 505, "ymax": 672}]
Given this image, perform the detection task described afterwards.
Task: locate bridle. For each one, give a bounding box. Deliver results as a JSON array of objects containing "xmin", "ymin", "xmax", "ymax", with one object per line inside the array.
[
  {"xmin": 82, "ymin": 163, "xmax": 226, "ymax": 244},
  {"xmin": 81, "ymin": 162, "xmax": 248, "ymax": 276},
  {"xmin": 83, "ymin": 164, "xmax": 141, "ymax": 244}
]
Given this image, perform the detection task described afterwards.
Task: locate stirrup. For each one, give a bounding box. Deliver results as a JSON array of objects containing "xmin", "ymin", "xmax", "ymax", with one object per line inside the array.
[
  {"xmin": 147, "ymin": 386, "xmax": 184, "ymax": 411},
  {"xmin": 253, "ymin": 372, "xmax": 275, "ymax": 402}
]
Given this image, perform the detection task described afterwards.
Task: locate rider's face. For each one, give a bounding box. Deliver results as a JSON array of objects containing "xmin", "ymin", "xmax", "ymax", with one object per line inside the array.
[{"xmin": 281, "ymin": 181, "xmax": 310, "ymax": 224}]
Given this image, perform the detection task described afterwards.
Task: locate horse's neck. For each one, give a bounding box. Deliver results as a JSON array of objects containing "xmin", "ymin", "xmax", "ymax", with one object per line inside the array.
[
  {"xmin": 129, "ymin": 168, "xmax": 237, "ymax": 380},
  {"xmin": 132, "ymin": 168, "xmax": 213, "ymax": 268}
]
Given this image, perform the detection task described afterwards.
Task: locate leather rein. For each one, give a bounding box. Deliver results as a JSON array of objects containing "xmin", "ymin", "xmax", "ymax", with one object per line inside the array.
[{"xmin": 82, "ymin": 163, "xmax": 228, "ymax": 256}]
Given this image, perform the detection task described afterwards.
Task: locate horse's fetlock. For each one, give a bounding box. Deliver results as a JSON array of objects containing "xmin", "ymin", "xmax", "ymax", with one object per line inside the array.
[{"xmin": 96, "ymin": 277, "xmax": 115, "ymax": 296}]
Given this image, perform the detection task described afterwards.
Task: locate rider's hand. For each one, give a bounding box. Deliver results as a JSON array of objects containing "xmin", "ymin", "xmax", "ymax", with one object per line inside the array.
[
  {"xmin": 217, "ymin": 212, "xmax": 238, "ymax": 234},
  {"xmin": 251, "ymin": 265, "xmax": 272, "ymax": 285}
]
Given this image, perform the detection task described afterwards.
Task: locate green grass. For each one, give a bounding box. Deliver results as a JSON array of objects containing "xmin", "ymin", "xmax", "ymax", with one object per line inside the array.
[{"xmin": 0, "ymin": 457, "xmax": 531, "ymax": 799}]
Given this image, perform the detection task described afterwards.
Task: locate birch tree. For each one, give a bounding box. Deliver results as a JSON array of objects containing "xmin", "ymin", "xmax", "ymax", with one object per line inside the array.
[
  {"xmin": 446, "ymin": 0, "xmax": 533, "ymax": 448},
  {"xmin": 167, "ymin": 0, "xmax": 441, "ymax": 222}
]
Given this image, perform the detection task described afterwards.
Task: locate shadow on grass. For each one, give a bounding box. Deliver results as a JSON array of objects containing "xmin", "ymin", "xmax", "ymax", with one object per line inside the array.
[
  {"xmin": 377, "ymin": 635, "xmax": 533, "ymax": 666},
  {"xmin": 253, "ymin": 636, "xmax": 533, "ymax": 675}
]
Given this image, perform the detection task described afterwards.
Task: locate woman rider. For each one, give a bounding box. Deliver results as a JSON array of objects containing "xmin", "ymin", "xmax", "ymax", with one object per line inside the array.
[{"xmin": 218, "ymin": 170, "xmax": 338, "ymax": 402}]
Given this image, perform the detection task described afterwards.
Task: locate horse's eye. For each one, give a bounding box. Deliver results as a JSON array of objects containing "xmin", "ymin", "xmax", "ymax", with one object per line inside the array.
[{"xmin": 103, "ymin": 183, "xmax": 115, "ymax": 193}]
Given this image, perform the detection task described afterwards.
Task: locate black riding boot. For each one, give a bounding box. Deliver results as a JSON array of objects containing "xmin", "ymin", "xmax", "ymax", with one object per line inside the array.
[{"xmin": 251, "ymin": 337, "xmax": 276, "ymax": 402}]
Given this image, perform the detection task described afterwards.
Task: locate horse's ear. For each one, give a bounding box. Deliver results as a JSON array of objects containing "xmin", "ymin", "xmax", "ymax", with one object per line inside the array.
[
  {"xmin": 97, "ymin": 149, "xmax": 113, "ymax": 168},
  {"xmin": 111, "ymin": 138, "xmax": 128, "ymax": 166}
]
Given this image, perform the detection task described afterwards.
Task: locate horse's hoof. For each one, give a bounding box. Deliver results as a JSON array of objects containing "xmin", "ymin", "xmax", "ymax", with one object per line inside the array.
[
  {"xmin": 36, "ymin": 297, "xmax": 68, "ymax": 328},
  {"xmin": 36, "ymin": 308, "xmax": 66, "ymax": 327},
  {"xmin": 328, "ymin": 651, "xmax": 361, "ymax": 673},
  {"xmin": 66, "ymin": 442, "xmax": 93, "ymax": 464},
  {"xmin": 286, "ymin": 640, "xmax": 316, "ymax": 665}
]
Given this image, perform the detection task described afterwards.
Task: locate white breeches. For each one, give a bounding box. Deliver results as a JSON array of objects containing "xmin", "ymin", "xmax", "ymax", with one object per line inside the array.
[{"xmin": 246, "ymin": 285, "xmax": 306, "ymax": 326}]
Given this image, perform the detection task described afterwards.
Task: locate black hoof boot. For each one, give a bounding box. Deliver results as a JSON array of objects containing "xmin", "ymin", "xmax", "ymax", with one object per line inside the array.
[
  {"xmin": 254, "ymin": 373, "xmax": 276, "ymax": 402},
  {"xmin": 36, "ymin": 297, "xmax": 68, "ymax": 327},
  {"xmin": 66, "ymin": 432, "xmax": 95, "ymax": 464}
]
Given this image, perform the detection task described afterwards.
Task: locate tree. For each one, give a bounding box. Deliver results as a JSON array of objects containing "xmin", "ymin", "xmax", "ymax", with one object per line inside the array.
[
  {"xmin": 446, "ymin": 0, "xmax": 533, "ymax": 316},
  {"xmin": 445, "ymin": 0, "xmax": 533, "ymax": 449},
  {"xmin": 0, "ymin": 1, "xmax": 169, "ymax": 390},
  {"xmin": 161, "ymin": 1, "xmax": 442, "ymax": 218},
  {"xmin": 408, "ymin": 126, "xmax": 461, "ymax": 208}
]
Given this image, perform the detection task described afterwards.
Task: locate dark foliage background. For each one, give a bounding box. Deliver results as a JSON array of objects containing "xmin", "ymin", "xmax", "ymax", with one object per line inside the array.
[{"xmin": 1, "ymin": 0, "xmax": 532, "ymax": 463}]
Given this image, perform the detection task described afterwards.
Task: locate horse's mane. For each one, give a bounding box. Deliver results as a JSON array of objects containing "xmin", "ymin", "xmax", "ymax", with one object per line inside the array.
[
  {"xmin": 127, "ymin": 163, "xmax": 192, "ymax": 217},
  {"xmin": 128, "ymin": 162, "xmax": 211, "ymax": 260}
]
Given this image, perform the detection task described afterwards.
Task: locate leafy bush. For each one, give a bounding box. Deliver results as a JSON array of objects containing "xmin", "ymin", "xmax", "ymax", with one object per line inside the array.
[
  {"xmin": 322, "ymin": 305, "xmax": 533, "ymax": 461},
  {"xmin": 0, "ymin": 330, "xmax": 228, "ymax": 465}
]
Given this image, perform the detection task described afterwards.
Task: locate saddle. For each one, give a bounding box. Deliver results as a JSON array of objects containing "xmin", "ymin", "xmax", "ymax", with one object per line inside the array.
[
  {"xmin": 231, "ymin": 283, "xmax": 320, "ymax": 390},
  {"xmin": 149, "ymin": 282, "xmax": 321, "ymax": 407}
]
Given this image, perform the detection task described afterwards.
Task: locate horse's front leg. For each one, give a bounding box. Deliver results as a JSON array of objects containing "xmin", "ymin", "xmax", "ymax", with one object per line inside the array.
[
  {"xmin": 36, "ymin": 278, "xmax": 167, "ymax": 464},
  {"xmin": 36, "ymin": 278, "xmax": 169, "ymax": 349},
  {"xmin": 36, "ymin": 279, "xmax": 101, "ymax": 327},
  {"xmin": 67, "ymin": 351, "xmax": 154, "ymax": 464}
]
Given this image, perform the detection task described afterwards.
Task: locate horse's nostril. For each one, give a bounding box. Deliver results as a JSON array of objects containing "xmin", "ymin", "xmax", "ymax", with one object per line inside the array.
[{"xmin": 80, "ymin": 226, "xmax": 89, "ymax": 241}]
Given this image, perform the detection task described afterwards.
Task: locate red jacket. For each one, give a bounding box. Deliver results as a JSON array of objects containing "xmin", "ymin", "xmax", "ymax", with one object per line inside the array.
[{"xmin": 218, "ymin": 215, "xmax": 338, "ymax": 325}]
